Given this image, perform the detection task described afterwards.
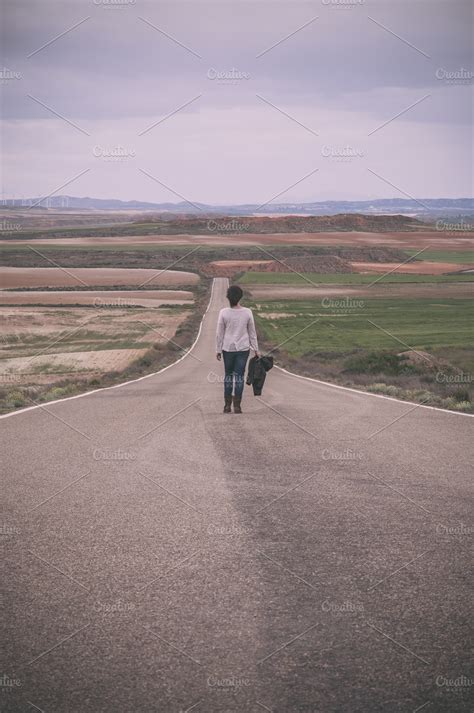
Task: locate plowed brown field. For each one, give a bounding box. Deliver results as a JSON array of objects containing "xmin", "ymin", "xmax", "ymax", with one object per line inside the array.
[{"xmin": 0, "ymin": 268, "xmax": 199, "ymax": 289}]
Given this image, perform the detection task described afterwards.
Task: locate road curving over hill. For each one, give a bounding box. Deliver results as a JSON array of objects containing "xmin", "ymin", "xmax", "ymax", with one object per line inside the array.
[{"xmin": 2, "ymin": 278, "xmax": 473, "ymax": 712}]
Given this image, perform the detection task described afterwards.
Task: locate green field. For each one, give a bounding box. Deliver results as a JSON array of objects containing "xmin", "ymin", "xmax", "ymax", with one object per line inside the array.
[
  {"xmin": 252, "ymin": 298, "xmax": 474, "ymax": 355},
  {"xmin": 241, "ymin": 271, "xmax": 474, "ymax": 285},
  {"xmin": 406, "ymin": 250, "xmax": 474, "ymax": 264}
]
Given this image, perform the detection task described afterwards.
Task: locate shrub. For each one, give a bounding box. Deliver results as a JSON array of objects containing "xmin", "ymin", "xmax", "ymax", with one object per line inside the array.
[
  {"xmin": 450, "ymin": 388, "xmax": 471, "ymax": 403},
  {"xmin": 366, "ymin": 383, "xmax": 401, "ymax": 397},
  {"xmin": 343, "ymin": 351, "xmax": 417, "ymax": 376},
  {"xmin": 6, "ymin": 390, "xmax": 26, "ymax": 407}
]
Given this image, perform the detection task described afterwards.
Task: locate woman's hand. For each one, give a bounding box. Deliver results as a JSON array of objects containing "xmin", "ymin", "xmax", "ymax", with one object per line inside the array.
[{"xmin": 216, "ymin": 352, "xmax": 222, "ymax": 361}]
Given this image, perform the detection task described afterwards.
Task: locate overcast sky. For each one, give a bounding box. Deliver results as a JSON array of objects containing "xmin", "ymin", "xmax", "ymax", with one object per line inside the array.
[{"xmin": 1, "ymin": 0, "xmax": 472, "ymax": 205}]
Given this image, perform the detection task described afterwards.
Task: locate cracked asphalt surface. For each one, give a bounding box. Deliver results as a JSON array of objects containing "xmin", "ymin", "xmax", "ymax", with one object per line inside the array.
[{"xmin": 2, "ymin": 277, "xmax": 473, "ymax": 712}]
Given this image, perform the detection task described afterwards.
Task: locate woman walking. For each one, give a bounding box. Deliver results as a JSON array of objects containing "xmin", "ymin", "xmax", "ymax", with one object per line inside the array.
[{"xmin": 216, "ymin": 285, "xmax": 259, "ymax": 413}]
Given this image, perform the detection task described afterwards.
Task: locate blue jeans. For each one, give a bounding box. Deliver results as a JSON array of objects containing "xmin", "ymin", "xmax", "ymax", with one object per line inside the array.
[{"xmin": 222, "ymin": 350, "xmax": 250, "ymax": 398}]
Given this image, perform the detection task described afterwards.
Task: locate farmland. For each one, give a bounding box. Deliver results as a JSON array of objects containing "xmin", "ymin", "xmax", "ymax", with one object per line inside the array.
[
  {"xmin": 252, "ymin": 298, "xmax": 474, "ymax": 354},
  {"xmin": 240, "ymin": 272, "xmax": 474, "ymax": 285},
  {"xmin": 1, "ymin": 211, "xmax": 473, "ymax": 413},
  {"xmin": 249, "ymin": 293, "xmax": 473, "ymax": 412}
]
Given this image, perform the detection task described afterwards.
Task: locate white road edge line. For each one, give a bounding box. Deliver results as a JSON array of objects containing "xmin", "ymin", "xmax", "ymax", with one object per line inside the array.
[
  {"xmin": 274, "ymin": 366, "xmax": 474, "ymax": 418},
  {"xmin": 229, "ymin": 278, "xmax": 472, "ymax": 419},
  {"xmin": 2, "ymin": 277, "xmax": 472, "ymax": 420},
  {"xmin": 0, "ymin": 278, "xmax": 216, "ymax": 420}
]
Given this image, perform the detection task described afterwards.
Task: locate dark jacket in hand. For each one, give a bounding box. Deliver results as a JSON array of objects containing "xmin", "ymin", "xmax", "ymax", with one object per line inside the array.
[{"xmin": 246, "ymin": 355, "xmax": 274, "ymax": 395}]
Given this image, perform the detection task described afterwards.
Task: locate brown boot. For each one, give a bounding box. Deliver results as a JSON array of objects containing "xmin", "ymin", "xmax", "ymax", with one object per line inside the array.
[
  {"xmin": 223, "ymin": 395, "xmax": 232, "ymax": 413},
  {"xmin": 233, "ymin": 396, "xmax": 242, "ymax": 414}
]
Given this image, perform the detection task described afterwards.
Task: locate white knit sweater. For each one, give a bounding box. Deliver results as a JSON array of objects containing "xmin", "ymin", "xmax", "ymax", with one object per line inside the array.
[{"xmin": 216, "ymin": 306, "xmax": 259, "ymax": 353}]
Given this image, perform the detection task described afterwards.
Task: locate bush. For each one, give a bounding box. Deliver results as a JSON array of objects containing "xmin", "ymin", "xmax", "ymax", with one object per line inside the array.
[
  {"xmin": 366, "ymin": 382, "xmax": 401, "ymax": 397},
  {"xmin": 6, "ymin": 390, "xmax": 26, "ymax": 407},
  {"xmin": 343, "ymin": 351, "xmax": 417, "ymax": 376},
  {"xmin": 450, "ymin": 388, "xmax": 471, "ymax": 403},
  {"xmin": 451, "ymin": 400, "xmax": 472, "ymax": 412}
]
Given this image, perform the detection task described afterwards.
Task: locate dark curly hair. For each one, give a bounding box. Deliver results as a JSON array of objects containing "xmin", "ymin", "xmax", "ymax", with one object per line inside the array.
[{"xmin": 226, "ymin": 285, "xmax": 243, "ymax": 307}]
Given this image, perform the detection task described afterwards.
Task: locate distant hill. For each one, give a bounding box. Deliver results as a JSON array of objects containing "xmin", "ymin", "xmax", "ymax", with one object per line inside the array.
[
  {"xmin": 2, "ymin": 195, "xmax": 473, "ymax": 218},
  {"xmin": 137, "ymin": 214, "xmax": 426, "ymax": 234}
]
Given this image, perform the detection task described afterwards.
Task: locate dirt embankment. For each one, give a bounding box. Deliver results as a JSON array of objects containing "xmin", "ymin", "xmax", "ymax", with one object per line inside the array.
[
  {"xmin": 203, "ymin": 248, "xmax": 411, "ymax": 276},
  {"xmin": 0, "ymin": 267, "xmax": 199, "ymax": 289},
  {"xmin": 134, "ymin": 213, "xmax": 425, "ymax": 234},
  {"xmin": 351, "ymin": 261, "xmax": 472, "ymax": 275}
]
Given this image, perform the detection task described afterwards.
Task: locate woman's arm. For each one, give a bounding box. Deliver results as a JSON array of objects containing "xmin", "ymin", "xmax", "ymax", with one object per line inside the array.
[
  {"xmin": 216, "ymin": 309, "xmax": 225, "ymax": 358},
  {"xmin": 248, "ymin": 310, "xmax": 259, "ymax": 354}
]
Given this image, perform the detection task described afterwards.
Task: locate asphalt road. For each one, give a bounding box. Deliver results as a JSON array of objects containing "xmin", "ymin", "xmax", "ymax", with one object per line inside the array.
[{"xmin": 2, "ymin": 278, "xmax": 473, "ymax": 713}]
